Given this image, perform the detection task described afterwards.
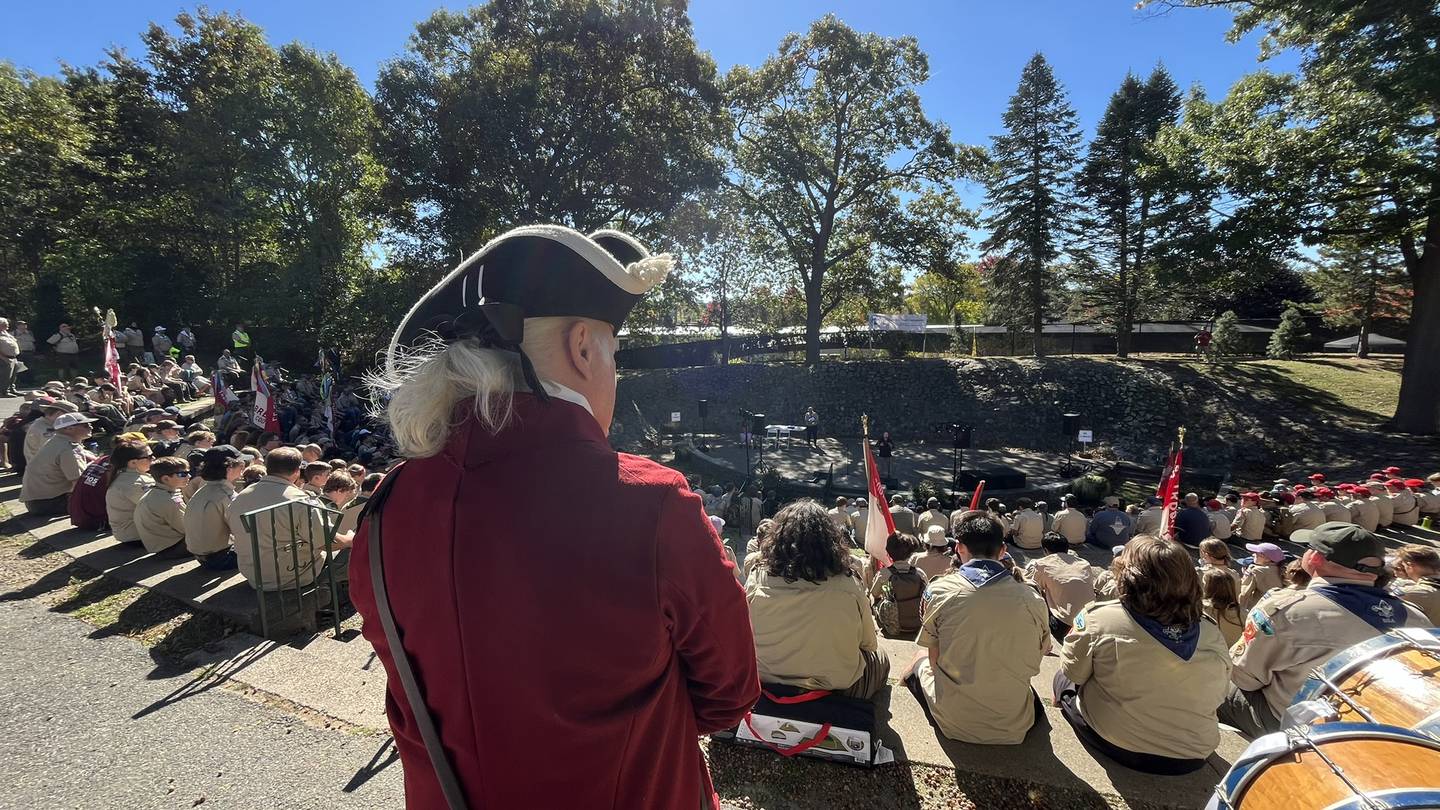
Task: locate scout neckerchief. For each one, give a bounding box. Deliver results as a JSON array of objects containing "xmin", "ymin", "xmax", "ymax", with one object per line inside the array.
[
  {"xmin": 957, "ymin": 558, "xmax": 1009, "ymax": 588},
  {"xmin": 1312, "ymin": 582, "xmax": 1410, "ymax": 632},
  {"xmin": 1124, "ymin": 607, "xmax": 1200, "ymax": 660}
]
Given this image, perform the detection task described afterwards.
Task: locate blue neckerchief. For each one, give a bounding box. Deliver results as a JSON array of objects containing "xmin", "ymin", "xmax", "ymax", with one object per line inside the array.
[
  {"xmin": 958, "ymin": 559, "xmax": 1009, "ymax": 588},
  {"xmin": 1124, "ymin": 607, "xmax": 1200, "ymax": 660},
  {"xmin": 1312, "ymin": 583, "xmax": 1409, "ymax": 632}
]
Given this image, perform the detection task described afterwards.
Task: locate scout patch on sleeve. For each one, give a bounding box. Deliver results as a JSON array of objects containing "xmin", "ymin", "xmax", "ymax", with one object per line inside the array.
[
  {"xmin": 1241, "ymin": 608, "xmax": 1275, "ymax": 645},
  {"xmin": 1072, "ymin": 609, "xmax": 1087, "ymax": 631}
]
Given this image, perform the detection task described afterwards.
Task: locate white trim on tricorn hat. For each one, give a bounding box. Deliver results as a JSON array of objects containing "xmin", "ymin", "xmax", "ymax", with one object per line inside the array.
[{"xmin": 387, "ymin": 224, "xmax": 672, "ymax": 374}]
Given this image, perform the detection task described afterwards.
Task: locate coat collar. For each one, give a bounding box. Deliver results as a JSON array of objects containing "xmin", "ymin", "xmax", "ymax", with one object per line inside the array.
[{"xmin": 447, "ymin": 391, "xmax": 609, "ymax": 468}]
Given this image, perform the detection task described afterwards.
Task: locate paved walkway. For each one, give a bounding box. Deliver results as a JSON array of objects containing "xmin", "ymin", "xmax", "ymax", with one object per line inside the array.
[{"xmin": 0, "ymin": 596, "xmax": 402, "ymax": 809}]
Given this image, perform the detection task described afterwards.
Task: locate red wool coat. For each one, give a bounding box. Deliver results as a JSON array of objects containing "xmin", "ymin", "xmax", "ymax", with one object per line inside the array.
[{"xmin": 350, "ymin": 393, "xmax": 759, "ymax": 809}]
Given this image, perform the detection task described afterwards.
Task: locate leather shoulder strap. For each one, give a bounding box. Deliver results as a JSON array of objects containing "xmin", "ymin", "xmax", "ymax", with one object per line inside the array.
[{"xmin": 366, "ymin": 463, "xmax": 470, "ymax": 810}]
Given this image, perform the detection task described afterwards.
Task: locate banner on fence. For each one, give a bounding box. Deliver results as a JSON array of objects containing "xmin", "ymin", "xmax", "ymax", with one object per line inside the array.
[{"xmin": 867, "ymin": 313, "xmax": 927, "ymax": 333}]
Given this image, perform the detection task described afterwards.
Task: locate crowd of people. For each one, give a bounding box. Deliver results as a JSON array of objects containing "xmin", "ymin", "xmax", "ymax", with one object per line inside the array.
[
  {"xmin": 727, "ymin": 467, "xmax": 1439, "ymax": 773},
  {"xmin": 2, "ymin": 339, "xmax": 398, "ymax": 601}
]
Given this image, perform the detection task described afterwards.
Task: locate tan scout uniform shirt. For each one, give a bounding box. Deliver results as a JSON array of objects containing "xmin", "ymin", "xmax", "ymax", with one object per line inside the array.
[
  {"xmin": 1208, "ymin": 509, "xmax": 1233, "ymax": 540},
  {"xmin": 1346, "ymin": 498, "xmax": 1380, "ymax": 532},
  {"xmin": 1204, "ymin": 600, "xmax": 1245, "ymax": 648},
  {"xmin": 910, "ymin": 549, "xmax": 953, "ymax": 580},
  {"xmin": 1372, "ymin": 491, "xmax": 1395, "ymax": 526},
  {"xmin": 1231, "ymin": 577, "xmax": 1431, "ymax": 719},
  {"xmin": 889, "ymin": 505, "xmax": 918, "ymax": 536},
  {"xmin": 1239, "ymin": 561, "xmax": 1284, "ymax": 611},
  {"xmin": 134, "ymin": 485, "xmax": 187, "ymax": 553},
  {"xmin": 1134, "ymin": 507, "xmax": 1164, "ymax": 537},
  {"xmin": 850, "ymin": 507, "xmax": 870, "ymax": 546},
  {"xmin": 1052, "ymin": 508, "xmax": 1088, "ymax": 546},
  {"xmin": 1320, "ymin": 501, "xmax": 1351, "ymax": 523},
  {"xmin": 228, "ymin": 476, "xmax": 337, "ymax": 592},
  {"xmin": 1025, "ymin": 551, "xmax": 1096, "ymax": 625},
  {"xmin": 1063, "ymin": 602, "xmax": 1231, "ymax": 760},
  {"xmin": 1285, "ymin": 502, "xmax": 1325, "ymax": 536},
  {"xmin": 1399, "ymin": 577, "xmax": 1440, "ymax": 626},
  {"xmin": 1390, "ymin": 490, "xmax": 1421, "ymax": 526},
  {"xmin": 106, "ymin": 470, "xmax": 154, "ymax": 543},
  {"xmin": 826, "ymin": 507, "xmax": 852, "ymax": 532},
  {"xmin": 24, "ymin": 417, "xmax": 52, "ymax": 463},
  {"xmin": 1094, "ymin": 568, "xmax": 1119, "ymax": 600},
  {"xmin": 20, "ymin": 435, "xmax": 89, "ymax": 502},
  {"xmin": 745, "ymin": 568, "xmax": 876, "ymax": 692},
  {"xmin": 1231, "ymin": 506, "xmax": 1266, "ymax": 542},
  {"xmin": 916, "ymin": 565, "xmax": 1049, "ymax": 744},
  {"xmin": 184, "ymin": 481, "xmax": 235, "ymax": 555},
  {"xmin": 1011, "ymin": 509, "xmax": 1044, "ymax": 550},
  {"xmin": 916, "ymin": 509, "xmax": 948, "ymax": 537}
]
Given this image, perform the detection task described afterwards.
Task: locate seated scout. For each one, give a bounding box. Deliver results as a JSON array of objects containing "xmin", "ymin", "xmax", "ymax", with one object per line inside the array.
[
  {"xmin": 1219, "ymin": 523, "xmax": 1431, "ymax": 738},
  {"xmin": 902, "ymin": 511, "xmax": 1049, "ymax": 745},
  {"xmin": 869, "ymin": 532, "xmax": 929, "ymax": 637},
  {"xmin": 1054, "ymin": 535, "xmax": 1231, "ymax": 774},
  {"xmin": 1024, "ymin": 531, "xmax": 1097, "ymax": 643},
  {"xmin": 184, "ymin": 445, "xmax": 246, "ymax": 570},
  {"xmin": 745, "ymin": 500, "xmax": 889, "ymax": 699},
  {"xmin": 910, "ymin": 525, "xmax": 954, "ymax": 579},
  {"xmin": 133, "ymin": 456, "xmax": 190, "ymax": 556}
]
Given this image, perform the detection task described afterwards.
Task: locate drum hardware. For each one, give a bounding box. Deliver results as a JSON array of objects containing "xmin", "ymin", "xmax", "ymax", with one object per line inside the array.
[{"xmin": 1304, "ymin": 671, "xmax": 1378, "ymax": 724}]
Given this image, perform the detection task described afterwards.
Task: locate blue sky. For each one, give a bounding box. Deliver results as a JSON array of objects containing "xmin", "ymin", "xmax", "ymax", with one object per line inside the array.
[
  {"xmin": 2, "ymin": 0, "xmax": 1296, "ymax": 243},
  {"xmin": 3, "ymin": 0, "xmax": 1294, "ymax": 141}
]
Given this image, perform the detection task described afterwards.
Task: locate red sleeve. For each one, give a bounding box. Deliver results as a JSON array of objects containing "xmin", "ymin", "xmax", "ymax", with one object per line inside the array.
[{"xmin": 656, "ymin": 484, "xmax": 760, "ymax": 734}]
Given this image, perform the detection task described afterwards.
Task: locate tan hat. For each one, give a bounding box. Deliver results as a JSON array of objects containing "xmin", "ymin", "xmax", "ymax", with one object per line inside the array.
[
  {"xmin": 41, "ymin": 400, "xmax": 78, "ymax": 414},
  {"xmin": 925, "ymin": 525, "xmax": 948, "ymax": 547}
]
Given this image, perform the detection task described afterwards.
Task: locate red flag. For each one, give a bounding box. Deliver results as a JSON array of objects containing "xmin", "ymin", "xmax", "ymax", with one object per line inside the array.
[
  {"xmin": 251, "ymin": 357, "xmax": 280, "ymax": 434},
  {"xmin": 863, "ymin": 436, "xmax": 896, "ymax": 566},
  {"xmin": 103, "ymin": 333, "xmax": 122, "ymax": 390},
  {"xmin": 969, "ymin": 480, "xmax": 987, "ymax": 511},
  {"xmin": 1157, "ymin": 445, "xmax": 1183, "ymax": 539}
]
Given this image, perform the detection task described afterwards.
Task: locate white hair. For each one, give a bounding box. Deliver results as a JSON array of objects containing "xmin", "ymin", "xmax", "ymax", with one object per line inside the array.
[{"xmin": 366, "ymin": 316, "xmax": 606, "ymax": 458}]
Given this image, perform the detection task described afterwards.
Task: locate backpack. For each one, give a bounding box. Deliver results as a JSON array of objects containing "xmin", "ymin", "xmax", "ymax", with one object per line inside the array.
[
  {"xmin": 875, "ymin": 566, "xmax": 926, "ymax": 636},
  {"xmin": 69, "ymin": 455, "xmax": 112, "ymax": 531}
]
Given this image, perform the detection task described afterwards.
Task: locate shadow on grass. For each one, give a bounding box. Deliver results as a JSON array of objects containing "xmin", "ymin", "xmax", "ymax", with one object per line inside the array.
[{"xmin": 0, "ymin": 559, "xmax": 102, "ymax": 603}]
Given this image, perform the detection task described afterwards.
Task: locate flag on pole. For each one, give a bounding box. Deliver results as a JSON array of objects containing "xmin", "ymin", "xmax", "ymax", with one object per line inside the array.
[
  {"xmin": 98, "ymin": 308, "xmax": 123, "ymax": 390},
  {"xmin": 1157, "ymin": 428, "xmax": 1186, "ymax": 540},
  {"xmin": 969, "ymin": 480, "xmax": 987, "ymax": 511},
  {"xmin": 212, "ymin": 368, "xmax": 239, "ymax": 410},
  {"xmin": 250, "ymin": 357, "xmax": 280, "ymax": 434},
  {"xmin": 862, "ymin": 415, "xmax": 896, "ymax": 567},
  {"xmin": 1156, "ymin": 442, "xmax": 1177, "ymax": 498}
]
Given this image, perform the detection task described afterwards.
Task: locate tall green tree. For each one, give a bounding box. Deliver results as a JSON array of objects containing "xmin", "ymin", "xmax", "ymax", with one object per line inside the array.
[
  {"xmin": 907, "ymin": 264, "xmax": 984, "ymax": 325},
  {"xmin": 0, "ymin": 64, "xmax": 95, "ymax": 326},
  {"xmin": 1153, "ymin": 0, "xmax": 1440, "ymax": 431},
  {"xmin": 374, "ymin": 0, "xmax": 727, "ymax": 262},
  {"xmin": 1266, "ymin": 305, "xmax": 1309, "ymax": 359},
  {"xmin": 1304, "ymin": 242, "xmax": 1411, "ymax": 358},
  {"xmin": 725, "ymin": 15, "xmax": 983, "ymax": 365},
  {"xmin": 1073, "ymin": 68, "xmax": 1181, "ymax": 357},
  {"xmin": 662, "ymin": 190, "xmax": 771, "ymax": 362},
  {"xmin": 980, "ymin": 53, "xmax": 1080, "ymax": 354}
]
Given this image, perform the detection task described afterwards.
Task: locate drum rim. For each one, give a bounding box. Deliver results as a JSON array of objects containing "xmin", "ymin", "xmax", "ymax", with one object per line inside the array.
[
  {"xmin": 1293, "ymin": 628, "xmax": 1440, "ymax": 706},
  {"xmin": 1220, "ymin": 723, "xmax": 1440, "ymax": 808},
  {"xmin": 1318, "ymin": 788, "xmax": 1440, "ymax": 810}
]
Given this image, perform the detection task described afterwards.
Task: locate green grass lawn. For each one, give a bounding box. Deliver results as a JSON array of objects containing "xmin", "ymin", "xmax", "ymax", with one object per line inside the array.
[{"xmin": 1127, "ymin": 354, "xmax": 1403, "ymax": 420}]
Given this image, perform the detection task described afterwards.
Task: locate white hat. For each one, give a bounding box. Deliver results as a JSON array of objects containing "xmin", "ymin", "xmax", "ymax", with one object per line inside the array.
[
  {"xmin": 708, "ymin": 515, "xmax": 725, "ymax": 534},
  {"xmin": 51, "ymin": 413, "xmax": 96, "ymax": 430},
  {"xmin": 154, "ymin": 325, "xmax": 167, "ymax": 332},
  {"xmin": 925, "ymin": 525, "xmax": 948, "ymax": 547}
]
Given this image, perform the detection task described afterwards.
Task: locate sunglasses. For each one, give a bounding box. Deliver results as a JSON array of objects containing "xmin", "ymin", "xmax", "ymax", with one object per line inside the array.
[{"xmin": 172, "ymin": 471, "xmax": 192, "ymax": 478}]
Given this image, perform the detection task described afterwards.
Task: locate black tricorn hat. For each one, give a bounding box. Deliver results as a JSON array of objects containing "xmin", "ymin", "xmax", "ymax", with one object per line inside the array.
[{"xmin": 388, "ymin": 225, "xmax": 671, "ymax": 374}]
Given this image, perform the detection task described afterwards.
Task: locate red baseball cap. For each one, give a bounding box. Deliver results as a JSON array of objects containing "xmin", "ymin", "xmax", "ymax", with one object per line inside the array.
[
  {"xmin": 1241, "ymin": 491, "xmax": 1261, "ymax": 500},
  {"xmin": 1369, "ymin": 473, "xmax": 1386, "ymax": 481},
  {"xmin": 1406, "ymin": 478, "xmax": 1426, "ymax": 488},
  {"xmin": 1308, "ymin": 473, "xmax": 1326, "ymax": 482},
  {"xmin": 1387, "ymin": 478, "xmax": 1406, "ymax": 487},
  {"xmin": 1316, "ymin": 487, "xmax": 1335, "ymax": 498},
  {"xmin": 1206, "ymin": 498, "xmax": 1223, "ymax": 509},
  {"xmin": 1384, "ymin": 466, "xmax": 1402, "ymax": 475}
]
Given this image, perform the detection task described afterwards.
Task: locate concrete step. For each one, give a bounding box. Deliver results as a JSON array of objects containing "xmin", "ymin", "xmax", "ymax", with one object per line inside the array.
[{"xmin": 184, "ymin": 631, "xmax": 388, "ymax": 730}]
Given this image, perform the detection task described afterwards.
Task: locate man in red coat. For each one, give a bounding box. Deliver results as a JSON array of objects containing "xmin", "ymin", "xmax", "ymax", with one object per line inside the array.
[{"xmin": 350, "ymin": 225, "xmax": 759, "ymax": 809}]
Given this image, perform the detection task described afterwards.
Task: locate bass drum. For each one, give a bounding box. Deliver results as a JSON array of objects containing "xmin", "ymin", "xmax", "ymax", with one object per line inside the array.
[
  {"xmin": 1213, "ymin": 723, "xmax": 1440, "ymax": 810},
  {"xmin": 1290, "ymin": 628, "xmax": 1440, "ymax": 737}
]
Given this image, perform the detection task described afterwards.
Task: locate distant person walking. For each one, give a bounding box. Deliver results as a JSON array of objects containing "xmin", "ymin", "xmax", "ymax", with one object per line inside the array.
[{"xmin": 231, "ymin": 323, "xmax": 251, "ymax": 365}]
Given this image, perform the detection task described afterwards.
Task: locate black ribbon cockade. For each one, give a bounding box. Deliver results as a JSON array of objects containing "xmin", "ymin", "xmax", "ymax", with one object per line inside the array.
[{"xmin": 423, "ymin": 301, "xmax": 550, "ymax": 402}]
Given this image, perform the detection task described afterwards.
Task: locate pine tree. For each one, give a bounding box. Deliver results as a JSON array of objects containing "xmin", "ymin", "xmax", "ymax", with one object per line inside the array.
[
  {"xmin": 1210, "ymin": 310, "xmax": 1244, "ymax": 360},
  {"xmin": 981, "ymin": 53, "xmax": 1081, "ymax": 356},
  {"xmin": 1304, "ymin": 242, "xmax": 1410, "ymax": 358},
  {"xmin": 1073, "ymin": 67, "xmax": 1182, "ymax": 357},
  {"xmin": 1266, "ymin": 306, "xmax": 1310, "ymax": 359}
]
